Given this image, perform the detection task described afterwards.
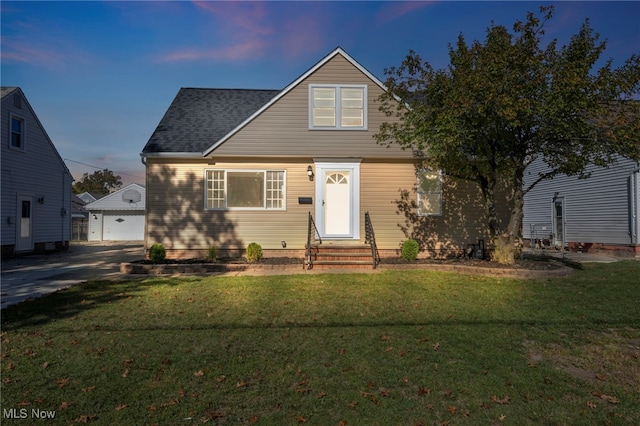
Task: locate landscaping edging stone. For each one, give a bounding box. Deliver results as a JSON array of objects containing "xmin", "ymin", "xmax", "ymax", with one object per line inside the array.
[{"xmin": 120, "ymin": 261, "xmax": 573, "ymax": 279}]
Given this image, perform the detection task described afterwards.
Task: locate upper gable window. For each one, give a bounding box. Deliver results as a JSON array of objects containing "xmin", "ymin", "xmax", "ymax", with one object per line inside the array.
[
  {"xmin": 9, "ymin": 115, "xmax": 25, "ymax": 151},
  {"xmin": 309, "ymin": 85, "xmax": 367, "ymax": 130}
]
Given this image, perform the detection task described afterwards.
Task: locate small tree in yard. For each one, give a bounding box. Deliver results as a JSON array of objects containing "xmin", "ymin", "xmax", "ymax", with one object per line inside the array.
[{"xmin": 376, "ymin": 6, "xmax": 639, "ymax": 264}]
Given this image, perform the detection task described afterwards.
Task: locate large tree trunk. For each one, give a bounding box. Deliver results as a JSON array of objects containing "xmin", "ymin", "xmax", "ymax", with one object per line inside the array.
[
  {"xmin": 479, "ymin": 174, "xmax": 500, "ymax": 239},
  {"xmin": 494, "ymin": 170, "xmax": 525, "ymax": 265}
]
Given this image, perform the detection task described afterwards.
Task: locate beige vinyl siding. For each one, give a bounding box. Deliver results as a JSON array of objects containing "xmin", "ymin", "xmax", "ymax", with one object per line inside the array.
[
  {"xmin": 146, "ymin": 158, "xmax": 504, "ymax": 257},
  {"xmin": 209, "ymin": 54, "xmax": 412, "ymax": 159},
  {"xmin": 360, "ymin": 161, "xmax": 506, "ymax": 255},
  {"xmin": 146, "ymin": 158, "xmax": 315, "ymax": 253}
]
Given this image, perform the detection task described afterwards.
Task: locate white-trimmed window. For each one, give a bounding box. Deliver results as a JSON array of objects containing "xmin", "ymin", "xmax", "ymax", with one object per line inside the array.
[
  {"xmin": 9, "ymin": 115, "xmax": 25, "ymax": 151},
  {"xmin": 205, "ymin": 170, "xmax": 286, "ymax": 210},
  {"xmin": 418, "ymin": 170, "xmax": 442, "ymax": 216},
  {"xmin": 309, "ymin": 85, "xmax": 366, "ymax": 129}
]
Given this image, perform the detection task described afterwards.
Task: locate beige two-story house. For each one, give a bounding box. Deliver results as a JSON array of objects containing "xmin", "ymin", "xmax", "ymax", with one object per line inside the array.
[{"xmin": 141, "ymin": 48, "xmax": 506, "ymax": 265}]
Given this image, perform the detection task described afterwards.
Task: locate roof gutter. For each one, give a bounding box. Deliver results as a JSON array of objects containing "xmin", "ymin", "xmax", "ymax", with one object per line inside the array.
[{"xmin": 140, "ymin": 152, "xmax": 204, "ymax": 164}]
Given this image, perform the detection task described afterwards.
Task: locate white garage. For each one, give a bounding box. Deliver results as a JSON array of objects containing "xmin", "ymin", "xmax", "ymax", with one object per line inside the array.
[{"xmin": 86, "ymin": 184, "xmax": 145, "ymax": 241}]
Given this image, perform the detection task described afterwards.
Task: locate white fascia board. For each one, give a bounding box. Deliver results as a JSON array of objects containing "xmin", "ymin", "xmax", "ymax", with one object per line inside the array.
[{"xmin": 202, "ymin": 47, "xmax": 390, "ymax": 157}]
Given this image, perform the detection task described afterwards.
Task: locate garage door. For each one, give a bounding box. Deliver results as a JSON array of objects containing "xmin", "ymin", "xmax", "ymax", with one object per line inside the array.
[{"xmin": 103, "ymin": 213, "xmax": 145, "ymax": 241}]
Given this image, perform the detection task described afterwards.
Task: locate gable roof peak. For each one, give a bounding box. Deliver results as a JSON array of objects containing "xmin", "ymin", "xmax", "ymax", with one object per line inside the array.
[{"xmin": 201, "ymin": 47, "xmax": 386, "ymax": 156}]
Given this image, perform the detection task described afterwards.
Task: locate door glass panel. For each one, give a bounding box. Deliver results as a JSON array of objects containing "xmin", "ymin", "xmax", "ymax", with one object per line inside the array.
[
  {"xmin": 20, "ymin": 200, "xmax": 30, "ymax": 238},
  {"xmin": 554, "ymin": 199, "xmax": 563, "ymax": 246}
]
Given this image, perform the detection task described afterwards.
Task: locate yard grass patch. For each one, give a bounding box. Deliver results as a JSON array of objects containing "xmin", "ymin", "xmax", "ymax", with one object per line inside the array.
[{"xmin": 2, "ymin": 262, "xmax": 639, "ymax": 425}]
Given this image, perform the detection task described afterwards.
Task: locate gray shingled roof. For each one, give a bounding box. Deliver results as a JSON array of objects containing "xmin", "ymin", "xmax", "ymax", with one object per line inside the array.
[{"xmin": 142, "ymin": 88, "xmax": 280, "ymax": 154}]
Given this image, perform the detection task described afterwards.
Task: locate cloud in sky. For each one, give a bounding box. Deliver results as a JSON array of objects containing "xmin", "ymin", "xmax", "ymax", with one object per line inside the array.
[
  {"xmin": 375, "ymin": 1, "xmax": 436, "ymax": 24},
  {"xmin": 157, "ymin": 0, "xmax": 325, "ymax": 63}
]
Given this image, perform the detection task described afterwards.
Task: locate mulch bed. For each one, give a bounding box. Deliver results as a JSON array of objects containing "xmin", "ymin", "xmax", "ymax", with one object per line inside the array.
[{"xmin": 132, "ymin": 255, "xmax": 568, "ymax": 271}]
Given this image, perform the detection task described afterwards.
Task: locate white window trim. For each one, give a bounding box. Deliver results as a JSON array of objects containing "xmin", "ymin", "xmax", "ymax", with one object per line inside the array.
[
  {"xmin": 204, "ymin": 169, "xmax": 287, "ymax": 211},
  {"xmin": 417, "ymin": 169, "xmax": 443, "ymax": 217},
  {"xmin": 308, "ymin": 84, "xmax": 367, "ymax": 130},
  {"xmin": 9, "ymin": 114, "xmax": 26, "ymax": 152}
]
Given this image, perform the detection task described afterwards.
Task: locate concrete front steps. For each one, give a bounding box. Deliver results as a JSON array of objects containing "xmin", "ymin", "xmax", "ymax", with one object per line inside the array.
[{"xmin": 306, "ymin": 244, "xmax": 377, "ymax": 269}]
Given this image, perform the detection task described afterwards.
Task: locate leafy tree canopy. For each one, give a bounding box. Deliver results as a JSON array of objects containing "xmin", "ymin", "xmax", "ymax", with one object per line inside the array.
[
  {"xmin": 72, "ymin": 169, "xmax": 123, "ymax": 197},
  {"xmin": 376, "ymin": 6, "xmax": 640, "ymax": 262}
]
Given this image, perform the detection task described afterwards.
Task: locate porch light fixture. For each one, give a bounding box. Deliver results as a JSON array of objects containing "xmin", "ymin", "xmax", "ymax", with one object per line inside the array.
[{"xmin": 307, "ymin": 165, "xmax": 314, "ymax": 180}]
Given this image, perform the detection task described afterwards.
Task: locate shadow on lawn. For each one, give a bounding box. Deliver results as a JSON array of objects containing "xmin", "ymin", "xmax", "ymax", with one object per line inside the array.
[{"xmin": 0, "ymin": 278, "xmax": 184, "ymax": 331}]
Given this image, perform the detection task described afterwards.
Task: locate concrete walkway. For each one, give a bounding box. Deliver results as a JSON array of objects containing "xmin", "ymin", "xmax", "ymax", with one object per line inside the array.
[
  {"xmin": 1, "ymin": 241, "xmax": 144, "ymax": 309},
  {"xmin": 522, "ymin": 248, "xmax": 632, "ymax": 263}
]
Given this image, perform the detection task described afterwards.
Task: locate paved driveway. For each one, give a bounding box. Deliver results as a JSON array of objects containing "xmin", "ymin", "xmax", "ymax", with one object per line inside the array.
[{"xmin": 1, "ymin": 241, "xmax": 144, "ymax": 309}]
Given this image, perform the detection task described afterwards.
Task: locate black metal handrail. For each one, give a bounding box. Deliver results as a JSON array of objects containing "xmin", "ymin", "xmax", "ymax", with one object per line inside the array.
[
  {"xmin": 305, "ymin": 212, "xmax": 322, "ymax": 269},
  {"xmin": 364, "ymin": 211, "xmax": 381, "ymax": 269}
]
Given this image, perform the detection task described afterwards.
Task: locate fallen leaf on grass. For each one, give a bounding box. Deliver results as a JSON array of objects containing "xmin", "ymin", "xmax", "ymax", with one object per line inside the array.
[
  {"xmin": 56, "ymin": 378, "xmax": 70, "ymax": 388},
  {"xmin": 17, "ymin": 401, "xmax": 31, "ymax": 407},
  {"xmin": 59, "ymin": 401, "xmax": 72, "ymax": 410},
  {"xmin": 194, "ymin": 370, "xmax": 205, "ymax": 377},
  {"xmin": 360, "ymin": 391, "xmax": 379, "ymax": 404},
  {"xmin": 491, "ymin": 395, "xmax": 510, "ymax": 405},
  {"xmin": 81, "ymin": 386, "xmax": 96, "ymax": 393},
  {"xmin": 115, "ymin": 404, "xmax": 127, "ymax": 411},
  {"xmin": 296, "ymin": 388, "xmax": 312, "ymax": 394},
  {"xmin": 160, "ymin": 398, "xmax": 179, "ymax": 408},
  {"xmin": 591, "ymin": 391, "xmax": 619, "ymax": 404},
  {"xmin": 43, "ymin": 361, "xmax": 50, "ymax": 369},
  {"xmin": 316, "ymin": 391, "xmax": 326, "ymax": 399},
  {"xmin": 75, "ymin": 414, "xmax": 97, "ymax": 423},
  {"xmin": 448, "ymin": 405, "xmax": 457, "ymax": 415},
  {"xmin": 121, "ymin": 369, "xmax": 129, "ymax": 378},
  {"xmin": 418, "ymin": 386, "xmax": 431, "ymax": 396},
  {"xmin": 587, "ymin": 401, "xmax": 597, "ymax": 409},
  {"xmin": 296, "ymin": 415, "xmax": 307, "ymax": 423},
  {"xmin": 433, "ymin": 343, "xmax": 440, "ymax": 351}
]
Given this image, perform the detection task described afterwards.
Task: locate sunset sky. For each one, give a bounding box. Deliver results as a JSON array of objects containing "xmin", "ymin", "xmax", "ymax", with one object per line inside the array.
[{"xmin": 2, "ymin": 1, "xmax": 639, "ymax": 185}]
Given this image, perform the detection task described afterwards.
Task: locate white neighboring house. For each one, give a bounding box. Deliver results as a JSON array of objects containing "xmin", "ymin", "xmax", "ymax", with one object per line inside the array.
[
  {"xmin": 85, "ymin": 183, "xmax": 146, "ymax": 241},
  {"xmin": 1, "ymin": 87, "xmax": 73, "ymax": 255},
  {"xmin": 523, "ymin": 155, "xmax": 640, "ymax": 257}
]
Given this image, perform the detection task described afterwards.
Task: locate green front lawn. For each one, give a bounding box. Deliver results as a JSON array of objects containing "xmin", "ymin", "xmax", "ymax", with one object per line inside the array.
[{"xmin": 2, "ymin": 262, "xmax": 639, "ymax": 425}]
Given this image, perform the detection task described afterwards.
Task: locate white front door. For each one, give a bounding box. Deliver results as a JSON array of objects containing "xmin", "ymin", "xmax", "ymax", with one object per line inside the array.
[
  {"xmin": 16, "ymin": 195, "xmax": 33, "ymax": 252},
  {"xmin": 324, "ymin": 171, "xmax": 351, "ymax": 236},
  {"xmin": 315, "ymin": 161, "xmax": 360, "ymax": 239}
]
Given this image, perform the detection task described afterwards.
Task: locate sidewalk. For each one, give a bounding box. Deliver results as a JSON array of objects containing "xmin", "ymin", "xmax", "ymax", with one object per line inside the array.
[{"xmin": 523, "ymin": 248, "xmax": 632, "ymax": 263}]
